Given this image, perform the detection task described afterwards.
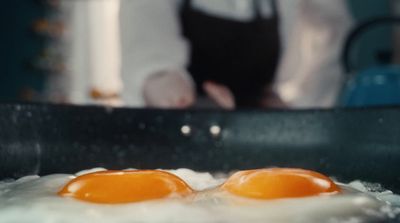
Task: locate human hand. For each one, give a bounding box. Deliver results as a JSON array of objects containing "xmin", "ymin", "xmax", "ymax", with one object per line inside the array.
[
  {"xmin": 260, "ymin": 88, "xmax": 287, "ymax": 109},
  {"xmin": 143, "ymin": 70, "xmax": 196, "ymax": 109},
  {"xmin": 203, "ymin": 81, "xmax": 236, "ymax": 110}
]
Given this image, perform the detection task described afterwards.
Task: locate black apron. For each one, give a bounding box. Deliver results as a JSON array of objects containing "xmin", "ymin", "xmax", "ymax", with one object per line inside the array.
[{"xmin": 181, "ymin": 0, "xmax": 281, "ymax": 107}]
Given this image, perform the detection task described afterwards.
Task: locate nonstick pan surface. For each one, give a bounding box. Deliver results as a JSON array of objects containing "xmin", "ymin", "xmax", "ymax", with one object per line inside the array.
[{"xmin": 0, "ymin": 103, "xmax": 399, "ymax": 194}]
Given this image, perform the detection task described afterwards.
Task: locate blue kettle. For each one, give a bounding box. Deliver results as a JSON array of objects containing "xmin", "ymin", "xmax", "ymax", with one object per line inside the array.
[{"xmin": 340, "ymin": 17, "xmax": 400, "ymax": 107}]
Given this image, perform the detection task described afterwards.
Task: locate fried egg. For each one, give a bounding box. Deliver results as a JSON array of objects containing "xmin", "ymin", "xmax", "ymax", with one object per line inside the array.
[
  {"xmin": 58, "ymin": 170, "xmax": 194, "ymax": 204},
  {"xmin": 0, "ymin": 168, "xmax": 398, "ymax": 223}
]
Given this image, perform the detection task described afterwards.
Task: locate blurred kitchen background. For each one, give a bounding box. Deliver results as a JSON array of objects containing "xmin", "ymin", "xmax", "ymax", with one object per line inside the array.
[{"xmin": 0, "ymin": 0, "xmax": 399, "ymax": 108}]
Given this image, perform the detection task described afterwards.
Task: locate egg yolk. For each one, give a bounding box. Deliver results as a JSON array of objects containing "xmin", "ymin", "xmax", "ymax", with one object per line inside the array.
[
  {"xmin": 221, "ymin": 168, "xmax": 341, "ymax": 200},
  {"xmin": 58, "ymin": 170, "xmax": 193, "ymax": 204}
]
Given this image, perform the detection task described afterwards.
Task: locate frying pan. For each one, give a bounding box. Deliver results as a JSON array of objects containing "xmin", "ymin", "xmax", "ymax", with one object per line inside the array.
[
  {"xmin": 1, "ymin": 103, "xmax": 399, "ymax": 188},
  {"xmin": 0, "ymin": 103, "xmax": 400, "ymax": 222}
]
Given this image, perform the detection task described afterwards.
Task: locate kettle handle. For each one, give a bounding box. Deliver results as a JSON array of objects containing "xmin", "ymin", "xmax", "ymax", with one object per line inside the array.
[{"xmin": 342, "ymin": 16, "xmax": 400, "ymax": 74}]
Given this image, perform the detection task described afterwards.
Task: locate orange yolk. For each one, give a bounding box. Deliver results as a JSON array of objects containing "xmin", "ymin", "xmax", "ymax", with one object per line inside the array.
[
  {"xmin": 221, "ymin": 168, "xmax": 341, "ymax": 200},
  {"xmin": 58, "ymin": 170, "xmax": 193, "ymax": 204}
]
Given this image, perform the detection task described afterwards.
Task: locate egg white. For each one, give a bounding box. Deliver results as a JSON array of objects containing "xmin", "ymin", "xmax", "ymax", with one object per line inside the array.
[{"xmin": 0, "ymin": 169, "xmax": 398, "ymax": 223}]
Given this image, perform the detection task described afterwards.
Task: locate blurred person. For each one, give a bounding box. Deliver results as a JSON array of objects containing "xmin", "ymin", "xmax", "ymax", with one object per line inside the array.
[{"xmin": 120, "ymin": 0, "xmax": 353, "ymax": 109}]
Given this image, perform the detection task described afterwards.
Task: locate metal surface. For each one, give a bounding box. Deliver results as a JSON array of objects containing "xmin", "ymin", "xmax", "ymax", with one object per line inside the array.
[{"xmin": 0, "ymin": 103, "xmax": 400, "ymax": 196}]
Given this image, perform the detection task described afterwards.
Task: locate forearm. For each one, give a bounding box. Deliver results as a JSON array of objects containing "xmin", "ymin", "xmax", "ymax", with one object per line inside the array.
[{"xmin": 274, "ymin": 0, "xmax": 353, "ymax": 108}]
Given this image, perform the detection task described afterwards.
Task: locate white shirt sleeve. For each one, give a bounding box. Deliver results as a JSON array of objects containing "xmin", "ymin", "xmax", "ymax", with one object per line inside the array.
[
  {"xmin": 47, "ymin": 0, "xmax": 91, "ymax": 104},
  {"xmin": 275, "ymin": 0, "xmax": 353, "ymax": 108},
  {"xmin": 120, "ymin": 0, "xmax": 190, "ymax": 107}
]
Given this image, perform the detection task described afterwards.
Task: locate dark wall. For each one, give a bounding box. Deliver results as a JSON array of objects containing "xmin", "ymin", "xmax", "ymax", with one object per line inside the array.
[{"xmin": 0, "ymin": 1, "xmax": 46, "ymax": 101}]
